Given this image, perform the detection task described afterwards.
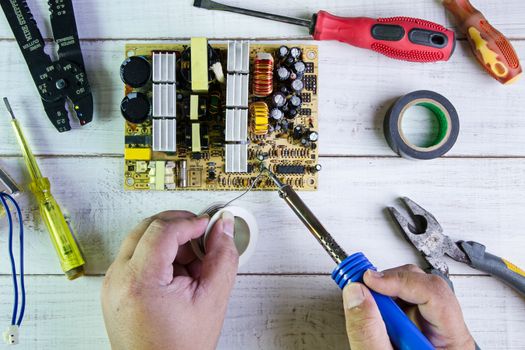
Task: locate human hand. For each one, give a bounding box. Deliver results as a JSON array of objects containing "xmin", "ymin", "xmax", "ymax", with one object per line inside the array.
[
  {"xmin": 342, "ymin": 264, "xmax": 475, "ymax": 350},
  {"xmin": 101, "ymin": 210, "xmax": 239, "ymax": 350}
]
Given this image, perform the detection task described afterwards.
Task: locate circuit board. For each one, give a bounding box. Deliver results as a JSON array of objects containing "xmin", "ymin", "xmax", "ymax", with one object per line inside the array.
[{"xmin": 121, "ymin": 40, "xmax": 319, "ymax": 191}]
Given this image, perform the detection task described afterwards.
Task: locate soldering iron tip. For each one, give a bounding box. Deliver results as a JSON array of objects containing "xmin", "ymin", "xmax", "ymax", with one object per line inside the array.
[{"xmin": 3, "ymin": 98, "xmax": 16, "ymax": 119}]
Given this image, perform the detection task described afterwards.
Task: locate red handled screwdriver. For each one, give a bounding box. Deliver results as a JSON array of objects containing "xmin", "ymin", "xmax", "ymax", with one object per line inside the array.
[{"xmin": 193, "ymin": 0, "xmax": 456, "ymax": 63}]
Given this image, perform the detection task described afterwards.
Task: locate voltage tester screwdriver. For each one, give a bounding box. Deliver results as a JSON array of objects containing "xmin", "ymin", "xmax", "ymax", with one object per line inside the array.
[
  {"xmin": 194, "ymin": 0, "xmax": 456, "ymax": 63},
  {"xmin": 4, "ymin": 98, "xmax": 85, "ymax": 280},
  {"xmin": 264, "ymin": 168, "xmax": 435, "ymax": 350}
]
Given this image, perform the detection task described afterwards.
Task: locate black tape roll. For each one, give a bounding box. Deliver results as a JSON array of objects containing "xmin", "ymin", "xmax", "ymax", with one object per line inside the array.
[{"xmin": 383, "ymin": 90, "xmax": 459, "ymax": 160}]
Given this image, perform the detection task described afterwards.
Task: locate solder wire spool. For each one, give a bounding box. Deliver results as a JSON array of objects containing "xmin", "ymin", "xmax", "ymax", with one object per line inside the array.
[
  {"xmin": 191, "ymin": 204, "xmax": 258, "ymax": 267},
  {"xmin": 383, "ymin": 90, "xmax": 460, "ymax": 160}
]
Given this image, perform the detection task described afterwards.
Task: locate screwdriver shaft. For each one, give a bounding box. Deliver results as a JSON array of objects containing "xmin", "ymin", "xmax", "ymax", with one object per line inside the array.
[{"xmin": 195, "ymin": 0, "xmax": 311, "ymax": 28}]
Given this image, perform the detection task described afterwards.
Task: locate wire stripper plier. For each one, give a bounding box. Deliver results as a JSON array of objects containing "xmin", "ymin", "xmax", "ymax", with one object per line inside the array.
[{"xmin": 1, "ymin": 0, "xmax": 93, "ymax": 132}]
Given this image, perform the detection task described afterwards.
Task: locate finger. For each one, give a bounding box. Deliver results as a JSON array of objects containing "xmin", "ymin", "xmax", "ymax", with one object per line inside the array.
[
  {"xmin": 172, "ymin": 264, "xmax": 190, "ymax": 277},
  {"xmin": 187, "ymin": 259, "xmax": 202, "ymax": 279},
  {"xmin": 363, "ymin": 268, "xmax": 462, "ymax": 331},
  {"xmin": 116, "ymin": 217, "xmax": 155, "ymax": 262},
  {"xmin": 197, "ymin": 211, "xmax": 239, "ymax": 302},
  {"xmin": 175, "ymin": 242, "xmax": 199, "ymax": 265},
  {"xmin": 117, "ymin": 211, "xmax": 196, "ymax": 262},
  {"xmin": 343, "ymin": 283, "xmax": 393, "ymax": 350},
  {"xmin": 363, "ymin": 268, "xmax": 452, "ymax": 306},
  {"xmin": 129, "ymin": 215, "xmax": 209, "ymax": 285},
  {"xmin": 382, "ymin": 264, "xmax": 426, "ymax": 274}
]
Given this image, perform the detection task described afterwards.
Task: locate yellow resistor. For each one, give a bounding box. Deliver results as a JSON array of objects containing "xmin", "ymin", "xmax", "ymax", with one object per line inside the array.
[{"xmin": 250, "ymin": 102, "xmax": 269, "ymax": 136}]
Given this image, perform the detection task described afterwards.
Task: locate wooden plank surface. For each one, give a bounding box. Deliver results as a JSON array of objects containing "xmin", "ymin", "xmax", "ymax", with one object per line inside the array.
[
  {"xmin": 0, "ymin": 275, "xmax": 522, "ymax": 350},
  {"xmin": 0, "ymin": 0, "xmax": 523, "ymax": 40},
  {"xmin": 0, "ymin": 156, "xmax": 523, "ymax": 276},
  {"xmin": 0, "ymin": 39, "xmax": 524, "ymax": 157},
  {"xmin": 0, "ymin": 0, "xmax": 523, "ymax": 348}
]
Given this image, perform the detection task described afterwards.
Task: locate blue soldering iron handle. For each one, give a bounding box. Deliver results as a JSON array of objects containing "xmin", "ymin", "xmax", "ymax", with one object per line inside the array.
[{"xmin": 332, "ymin": 253, "xmax": 435, "ymax": 350}]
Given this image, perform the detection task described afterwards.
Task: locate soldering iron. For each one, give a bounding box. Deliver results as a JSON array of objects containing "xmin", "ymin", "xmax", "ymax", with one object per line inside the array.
[{"xmin": 264, "ymin": 167, "xmax": 435, "ymax": 350}]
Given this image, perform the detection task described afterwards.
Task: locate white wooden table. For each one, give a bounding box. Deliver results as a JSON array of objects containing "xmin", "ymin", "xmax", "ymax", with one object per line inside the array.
[{"xmin": 0, "ymin": 1, "xmax": 524, "ymax": 349}]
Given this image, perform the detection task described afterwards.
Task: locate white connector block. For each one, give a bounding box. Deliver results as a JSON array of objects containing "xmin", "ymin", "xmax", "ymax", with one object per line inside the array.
[{"xmin": 3, "ymin": 325, "xmax": 19, "ymax": 345}]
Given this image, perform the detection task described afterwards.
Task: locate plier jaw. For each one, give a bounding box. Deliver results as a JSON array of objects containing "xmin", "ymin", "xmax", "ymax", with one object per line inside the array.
[{"xmin": 388, "ymin": 197, "xmax": 469, "ymax": 276}]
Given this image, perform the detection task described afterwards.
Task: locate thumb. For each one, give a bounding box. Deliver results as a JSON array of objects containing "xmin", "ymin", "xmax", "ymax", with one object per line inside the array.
[
  {"xmin": 343, "ymin": 283, "xmax": 393, "ymax": 350},
  {"xmin": 198, "ymin": 211, "xmax": 239, "ymax": 301}
]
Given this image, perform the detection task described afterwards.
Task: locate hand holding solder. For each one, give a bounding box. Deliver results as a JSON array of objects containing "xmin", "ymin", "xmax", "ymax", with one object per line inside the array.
[
  {"xmin": 101, "ymin": 211, "xmax": 238, "ymax": 350},
  {"xmin": 343, "ymin": 266, "xmax": 476, "ymax": 350}
]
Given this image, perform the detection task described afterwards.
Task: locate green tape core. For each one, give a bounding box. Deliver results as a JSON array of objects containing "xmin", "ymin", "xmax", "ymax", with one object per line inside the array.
[{"xmin": 416, "ymin": 102, "xmax": 449, "ymax": 148}]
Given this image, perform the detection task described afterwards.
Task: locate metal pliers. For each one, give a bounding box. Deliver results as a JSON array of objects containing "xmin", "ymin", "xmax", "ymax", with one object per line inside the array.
[
  {"xmin": 388, "ymin": 197, "xmax": 525, "ymax": 296},
  {"xmin": 1, "ymin": 0, "xmax": 93, "ymax": 132}
]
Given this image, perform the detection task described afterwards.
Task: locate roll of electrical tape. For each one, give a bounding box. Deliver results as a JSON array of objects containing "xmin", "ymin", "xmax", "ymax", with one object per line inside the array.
[
  {"xmin": 191, "ymin": 203, "xmax": 258, "ymax": 267},
  {"xmin": 384, "ymin": 90, "xmax": 460, "ymax": 160}
]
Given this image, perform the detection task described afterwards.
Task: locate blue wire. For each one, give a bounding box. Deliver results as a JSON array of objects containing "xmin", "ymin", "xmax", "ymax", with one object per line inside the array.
[
  {"xmin": 0, "ymin": 194, "xmax": 18, "ymax": 326},
  {"xmin": 2, "ymin": 193, "xmax": 25, "ymax": 326}
]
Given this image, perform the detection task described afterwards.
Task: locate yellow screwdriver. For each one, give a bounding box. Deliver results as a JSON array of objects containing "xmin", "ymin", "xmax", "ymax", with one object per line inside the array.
[{"xmin": 4, "ymin": 98, "xmax": 85, "ymax": 280}]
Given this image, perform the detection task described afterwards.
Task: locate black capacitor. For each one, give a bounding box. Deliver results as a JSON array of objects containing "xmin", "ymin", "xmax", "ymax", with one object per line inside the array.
[
  {"xmin": 120, "ymin": 92, "xmax": 151, "ymax": 124},
  {"xmin": 292, "ymin": 61, "xmax": 306, "ymax": 77},
  {"xmin": 280, "ymin": 86, "xmax": 291, "ymax": 95},
  {"xmin": 270, "ymin": 108, "xmax": 284, "ymax": 120},
  {"xmin": 312, "ymin": 164, "xmax": 323, "ymax": 172},
  {"xmin": 308, "ymin": 130, "xmax": 319, "ymax": 142},
  {"xmin": 276, "ymin": 66, "xmax": 291, "ymax": 81},
  {"xmin": 287, "ymin": 108, "xmax": 299, "ymax": 119},
  {"xmin": 301, "ymin": 138, "xmax": 311, "ymax": 148},
  {"xmin": 120, "ymin": 56, "xmax": 151, "ymax": 88},
  {"xmin": 289, "ymin": 47, "xmax": 302, "ymax": 60},
  {"xmin": 284, "ymin": 56, "xmax": 295, "ymax": 66},
  {"xmin": 277, "ymin": 46, "xmax": 289, "ymax": 59},
  {"xmin": 291, "ymin": 79, "xmax": 304, "ymax": 93},
  {"xmin": 271, "ymin": 92, "xmax": 287, "ymax": 108},
  {"xmin": 289, "ymin": 95, "xmax": 302, "ymax": 109},
  {"xmin": 293, "ymin": 125, "xmax": 305, "ymax": 139}
]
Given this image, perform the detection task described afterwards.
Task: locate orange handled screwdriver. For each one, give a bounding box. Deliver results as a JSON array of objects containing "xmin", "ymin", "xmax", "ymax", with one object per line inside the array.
[{"xmin": 442, "ymin": 0, "xmax": 522, "ymax": 84}]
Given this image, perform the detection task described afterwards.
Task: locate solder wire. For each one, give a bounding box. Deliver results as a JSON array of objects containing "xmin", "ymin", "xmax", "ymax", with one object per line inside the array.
[{"xmin": 223, "ymin": 168, "xmax": 266, "ymax": 207}]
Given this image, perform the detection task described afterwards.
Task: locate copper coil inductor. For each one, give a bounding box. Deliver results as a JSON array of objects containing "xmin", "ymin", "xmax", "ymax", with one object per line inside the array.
[{"xmin": 252, "ymin": 52, "xmax": 274, "ymax": 97}]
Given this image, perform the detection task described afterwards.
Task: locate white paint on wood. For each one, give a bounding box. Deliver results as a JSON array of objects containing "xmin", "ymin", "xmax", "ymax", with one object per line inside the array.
[
  {"xmin": 0, "ymin": 1, "xmax": 522, "ymax": 40},
  {"xmin": 0, "ymin": 157, "xmax": 523, "ymax": 276},
  {"xmin": 0, "ymin": 275, "xmax": 522, "ymax": 350}
]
